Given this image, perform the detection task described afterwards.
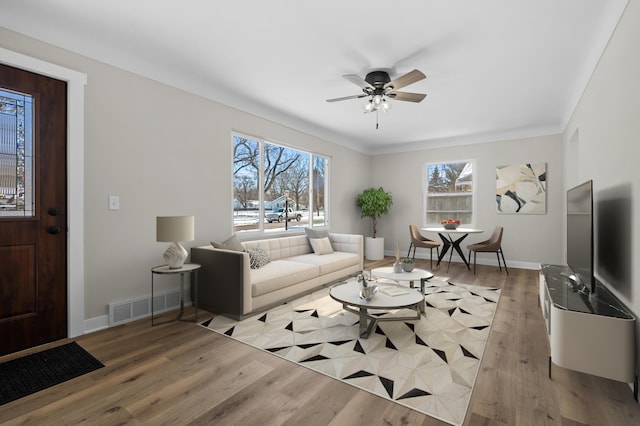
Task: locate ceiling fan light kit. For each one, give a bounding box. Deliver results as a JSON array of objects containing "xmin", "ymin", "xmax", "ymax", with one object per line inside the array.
[
  {"xmin": 327, "ymin": 69, "xmax": 427, "ymax": 129},
  {"xmin": 363, "ymin": 95, "xmax": 390, "ymax": 113}
]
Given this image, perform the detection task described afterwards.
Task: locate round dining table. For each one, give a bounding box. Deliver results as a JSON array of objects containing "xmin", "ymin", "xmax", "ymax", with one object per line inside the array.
[{"xmin": 422, "ymin": 227, "xmax": 484, "ymax": 271}]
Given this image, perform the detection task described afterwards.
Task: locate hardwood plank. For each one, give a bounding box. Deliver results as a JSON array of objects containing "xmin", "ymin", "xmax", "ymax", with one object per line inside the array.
[
  {"xmin": 144, "ymin": 359, "xmax": 276, "ymax": 425},
  {"xmin": 326, "ymin": 390, "xmax": 438, "ymax": 426}
]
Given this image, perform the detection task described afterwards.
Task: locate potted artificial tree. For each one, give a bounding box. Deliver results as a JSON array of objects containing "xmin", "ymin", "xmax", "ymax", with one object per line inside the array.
[{"xmin": 356, "ymin": 187, "xmax": 393, "ymax": 260}]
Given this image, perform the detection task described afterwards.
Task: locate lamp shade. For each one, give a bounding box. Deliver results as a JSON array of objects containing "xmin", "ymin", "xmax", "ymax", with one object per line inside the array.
[{"xmin": 156, "ymin": 216, "xmax": 194, "ymax": 242}]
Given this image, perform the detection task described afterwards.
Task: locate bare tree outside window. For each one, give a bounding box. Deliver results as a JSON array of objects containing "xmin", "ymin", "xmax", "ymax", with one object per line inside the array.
[
  {"xmin": 234, "ymin": 175, "xmax": 256, "ymax": 209},
  {"xmin": 233, "ymin": 137, "xmax": 300, "ymax": 193},
  {"xmin": 274, "ymin": 161, "xmax": 309, "ymax": 210}
]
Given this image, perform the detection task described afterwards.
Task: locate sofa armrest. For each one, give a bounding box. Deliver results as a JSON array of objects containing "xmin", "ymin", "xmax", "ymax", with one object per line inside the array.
[
  {"xmin": 329, "ymin": 233, "xmax": 364, "ymax": 270},
  {"xmin": 191, "ymin": 246, "xmax": 248, "ymax": 319}
]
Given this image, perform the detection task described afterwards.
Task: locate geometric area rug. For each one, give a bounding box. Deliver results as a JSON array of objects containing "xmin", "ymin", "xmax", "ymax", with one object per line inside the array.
[{"xmin": 201, "ymin": 278, "xmax": 500, "ymax": 426}]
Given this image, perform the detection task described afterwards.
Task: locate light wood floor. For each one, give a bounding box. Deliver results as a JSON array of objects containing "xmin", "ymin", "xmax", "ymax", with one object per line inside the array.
[{"xmin": 2, "ymin": 259, "xmax": 639, "ymax": 425}]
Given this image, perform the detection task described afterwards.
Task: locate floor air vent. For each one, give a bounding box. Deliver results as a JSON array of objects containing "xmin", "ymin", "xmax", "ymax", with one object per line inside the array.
[{"xmin": 108, "ymin": 290, "xmax": 184, "ymax": 326}]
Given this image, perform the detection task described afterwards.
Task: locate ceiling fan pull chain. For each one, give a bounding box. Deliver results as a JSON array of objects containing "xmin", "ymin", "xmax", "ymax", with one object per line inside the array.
[{"xmin": 376, "ymin": 110, "xmax": 379, "ymax": 130}]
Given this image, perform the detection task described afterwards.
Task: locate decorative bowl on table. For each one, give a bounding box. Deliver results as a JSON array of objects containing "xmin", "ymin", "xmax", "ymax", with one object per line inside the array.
[
  {"xmin": 357, "ymin": 273, "xmax": 378, "ymax": 300},
  {"xmin": 402, "ymin": 262, "xmax": 415, "ymax": 272},
  {"xmin": 441, "ymin": 219, "xmax": 461, "ymax": 230},
  {"xmin": 359, "ymin": 284, "xmax": 378, "ymax": 300}
]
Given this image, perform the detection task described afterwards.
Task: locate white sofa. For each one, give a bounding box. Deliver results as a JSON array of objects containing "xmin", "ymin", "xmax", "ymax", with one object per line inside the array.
[{"xmin": 191, "ymin": 233, "xmax": 363, "ymax": 319}]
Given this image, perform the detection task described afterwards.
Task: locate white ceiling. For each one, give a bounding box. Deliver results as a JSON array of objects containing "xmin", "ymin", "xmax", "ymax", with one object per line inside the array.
[{"xmin": 0, "ymin": 0, "xmax": 628, "ymax": 154}]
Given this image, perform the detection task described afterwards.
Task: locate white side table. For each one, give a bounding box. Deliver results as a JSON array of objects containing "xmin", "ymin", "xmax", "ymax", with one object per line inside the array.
[
  {"xmin": 370, "ymin": 267, "xmax": 433, "ymax": 313},
  {"xmin": 370, "ymin": 267, "xmax": 433, "ymax": 292},
  {"xmin": 151, "ymin": 263, "xmax": 201, "ymax": 325}
]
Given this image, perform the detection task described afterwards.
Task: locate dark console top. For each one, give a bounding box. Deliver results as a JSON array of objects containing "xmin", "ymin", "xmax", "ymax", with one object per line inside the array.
[{"xmin": 541, "ymin": 264, "xmax": 634, "ymax": 319}]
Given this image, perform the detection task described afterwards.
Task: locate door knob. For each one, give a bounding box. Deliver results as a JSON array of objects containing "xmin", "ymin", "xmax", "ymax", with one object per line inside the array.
[
  {"xmin": 48, "ymin": 207, "xmax": 59, "ymax": 216},
  {"xmin": 47, "ymin": 226, "xmax": 61, "ymax": 235}
]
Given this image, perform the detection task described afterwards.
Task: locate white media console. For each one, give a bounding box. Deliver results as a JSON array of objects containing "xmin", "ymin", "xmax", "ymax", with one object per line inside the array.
[{"xmin": 539, "ymin": 264, "xmax": 637, "ymax": 399}]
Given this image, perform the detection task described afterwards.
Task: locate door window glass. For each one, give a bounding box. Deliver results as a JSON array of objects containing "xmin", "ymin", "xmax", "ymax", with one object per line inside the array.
[{"xmin": 0, "ymin": 88, "xmax": 34, "ymax": 217}]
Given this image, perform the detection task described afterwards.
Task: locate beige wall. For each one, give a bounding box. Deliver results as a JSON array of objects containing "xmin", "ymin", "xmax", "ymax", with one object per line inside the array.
[
  {"xmin": 0, "ymin": 28, "xmax": 371, "ymax": 321},
  {"xmin": 81, "ymin": 65, "xmax": 371, "ymax": 319},
  {"xmin": 563, "ymin": 0, "xmax": 640, "ymax": 365},
  {"xmin": 371, "ymin": 135, "xmax": 564, "ymax": 267}
]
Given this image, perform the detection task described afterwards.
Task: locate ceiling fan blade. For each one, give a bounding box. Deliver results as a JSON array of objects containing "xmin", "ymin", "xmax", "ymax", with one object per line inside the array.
[
  {"xmin": 326, "ymin": 94, "xmax": 368, "ymax": 102},
  {"xmin": 384, "ymin": 69, "xmax": 426, "ymax": 90},
  {"xmin": 343, "ymin": 74, "xmax": 374, "ymax": 90},
  {"xmin": 388, "ymin": 91, "xmax": 427, "ymax": 103}
]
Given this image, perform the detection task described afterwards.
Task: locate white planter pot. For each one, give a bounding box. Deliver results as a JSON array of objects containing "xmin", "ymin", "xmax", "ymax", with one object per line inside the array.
[{"xmin": 365, "ymin": 237, "xmax": 384, "ymax": 260}]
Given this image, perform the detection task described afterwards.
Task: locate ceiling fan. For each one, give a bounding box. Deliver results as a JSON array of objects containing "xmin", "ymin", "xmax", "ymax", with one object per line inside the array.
[{"xmin": 326, "ymin": 69, "xmax": 427, "ymax": 114}]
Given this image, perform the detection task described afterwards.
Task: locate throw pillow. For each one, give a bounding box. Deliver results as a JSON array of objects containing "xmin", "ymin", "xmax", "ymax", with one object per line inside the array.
[
  {"xmin": 304, "ymin": 227, "xmax": 330, "ymax": 240},
  {"xmin": 246, "ymin": 247, "xmax": 270, "ymax": 269},
  {"xmin": 211, "ymin": 234, "xmax": 244, "ymax": 252},
  {"xmin": 305, "ymin": 228, "xmax": 333, "ymax": 252},
  {"xmin": 309, "ymin": 237, "xmax": 334, "ymax": 255}
]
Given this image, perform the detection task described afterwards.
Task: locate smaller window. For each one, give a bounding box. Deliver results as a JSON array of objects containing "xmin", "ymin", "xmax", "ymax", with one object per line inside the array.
[{"xmin": 424, "ymin": 161, "xmax": 474, "ymax": 225}]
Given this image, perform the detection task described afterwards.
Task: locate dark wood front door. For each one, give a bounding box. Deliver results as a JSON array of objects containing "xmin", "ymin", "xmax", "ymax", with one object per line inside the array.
[{"xmin": 0, "ymin": 63, "xmax": 68, "ymax": 356}]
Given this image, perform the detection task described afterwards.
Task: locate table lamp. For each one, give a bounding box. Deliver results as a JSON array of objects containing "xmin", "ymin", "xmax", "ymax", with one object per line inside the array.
[{"xmin": 156, "ymin": 215, "xmax": 195, "ymax": 269}]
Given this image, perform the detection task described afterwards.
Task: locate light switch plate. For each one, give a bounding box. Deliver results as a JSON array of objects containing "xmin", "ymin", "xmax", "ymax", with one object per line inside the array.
[{"xmin": 108, "ymin": 195, "xmax": 120, "ymax": 210}]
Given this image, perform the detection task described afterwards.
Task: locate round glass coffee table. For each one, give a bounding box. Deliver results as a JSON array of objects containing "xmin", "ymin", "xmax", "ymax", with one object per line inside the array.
[
  {"xmin": 330, "ymin": 280, "xmax": 424, "ymax": 338},
  {"xmin": 370, "ymin": 266, "xmax": 434, "ymax": 295}
]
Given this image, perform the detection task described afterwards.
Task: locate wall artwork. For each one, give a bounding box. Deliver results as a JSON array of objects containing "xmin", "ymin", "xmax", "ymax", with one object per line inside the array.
[{"xmin": 496, "ymin": 163, "xmax": 546, "ymax": 214}]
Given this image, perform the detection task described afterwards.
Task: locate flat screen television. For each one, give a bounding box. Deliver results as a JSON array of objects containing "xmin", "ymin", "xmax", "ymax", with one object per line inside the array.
[{"xmin": 566, "ymin": 180, "xmax": 595, "ymax": 294}]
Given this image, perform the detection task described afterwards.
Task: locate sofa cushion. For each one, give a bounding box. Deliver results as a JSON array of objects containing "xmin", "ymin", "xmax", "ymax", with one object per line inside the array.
[
  {"xmin": 243, "ymin": 235, "xmax": 312, "ymax": 260},
  {"xmin": 309, "ymin": 237, "xmax": 334, "ymax": 255},
  {"xmin": 211, "ymin": 234, "xmax": 244, "ymax": 252},
  {"xmin": 251, "ymin": 260, "xmax": 319, "ymax": 297},
  {"xmin": 288, "ymin": 252, "xmax": 360, "ymax": 276},
  {"xmin": 246, "ymin": 247, "xmax": 270, "ymax": 269}
]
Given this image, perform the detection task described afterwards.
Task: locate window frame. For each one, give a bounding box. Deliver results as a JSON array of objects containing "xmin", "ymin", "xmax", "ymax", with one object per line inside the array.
[
  {"xmin": 423, "ymin": 159, "xmax": 477, "ymax": 227},
  {"xmin": 231, "ymin": 131, "xmax": 330, "ymax": 236}
]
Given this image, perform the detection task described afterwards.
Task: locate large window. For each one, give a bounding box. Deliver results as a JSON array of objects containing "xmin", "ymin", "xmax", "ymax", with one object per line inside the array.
[
  {"xmin": 233, "ymin": 133, "xmax": 329, "ymax": 233},
  {"xmin": 425, "ymin": 161, "xmax": 474, "ymax": 225}
]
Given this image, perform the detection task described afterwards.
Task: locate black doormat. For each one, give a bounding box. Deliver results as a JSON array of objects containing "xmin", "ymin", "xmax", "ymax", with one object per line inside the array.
[{"xmin": 0, "ymin": 341, "xmax": 104, "ymax": 406}]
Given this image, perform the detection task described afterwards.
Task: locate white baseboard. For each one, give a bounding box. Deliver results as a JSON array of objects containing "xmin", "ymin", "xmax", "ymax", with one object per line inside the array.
[
  {"xmin": 84, "ymin": 315, "xmax": 109, "ymax": 334},
  {"xmin": 383, "ymin": 250, "xmax": 540, "ymax": 271}
]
